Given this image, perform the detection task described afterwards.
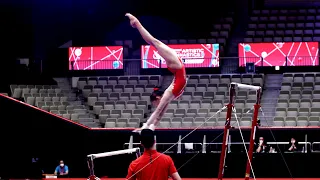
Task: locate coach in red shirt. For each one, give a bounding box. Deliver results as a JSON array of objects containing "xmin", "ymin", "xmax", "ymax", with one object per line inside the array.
[{"xmin": 126, "ymin": 129, "xmax": 182, "ymax": 180}]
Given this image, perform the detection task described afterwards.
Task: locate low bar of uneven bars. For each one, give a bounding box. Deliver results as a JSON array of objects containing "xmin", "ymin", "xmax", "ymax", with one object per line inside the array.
[
  {"xmin": 230, "ymin": 82, "xmax": 261, "ymax": 91},
  {"xmin": 87, "ymin": 148, "xmax": 140, "ymax": 159}
]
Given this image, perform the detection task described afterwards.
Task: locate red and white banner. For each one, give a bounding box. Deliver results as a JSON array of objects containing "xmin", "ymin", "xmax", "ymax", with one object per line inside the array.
[
  {"xmin": 238, "ymin": 42, "xmax": 319, "ymax": 66},
  {"xmin": 69, "ymin": 46, "xmax": 123, "ymax": 70},
  {"xmin": 141, "ymin": 44, "xmax": 220, "ymax": 68}
]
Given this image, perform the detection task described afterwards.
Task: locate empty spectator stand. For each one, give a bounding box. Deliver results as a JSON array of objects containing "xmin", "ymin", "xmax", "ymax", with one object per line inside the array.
[
  {"xmin": 10, "ymin": 79, "xmax": 100, "ymax": 128},
  {"xmin": 244, "ymin": 8, "xmax": 320, "ymax": 42},
  {"xmin": 76, "ymin": 75, "xmax": 160, "ymax": 128},
  {"xmin": 159, "ymin": 13, "xmax": 235, "ymax": 55},
  {"xmin": 76, "ymin": 74, "xmax": 265, "ymax": 128},
  {"xmin": 274, "ymin": 73, "xmax": 320, "ymax": 126}
]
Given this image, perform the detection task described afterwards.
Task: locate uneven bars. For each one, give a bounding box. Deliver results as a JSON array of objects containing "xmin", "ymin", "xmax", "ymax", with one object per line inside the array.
[
  {"xmin": 87, "ymin": 148, "xmax": 140, "ymax": 159},
  {"xmin": 230, "ymin": 82, "xmax": 261, "ymax": 91}
]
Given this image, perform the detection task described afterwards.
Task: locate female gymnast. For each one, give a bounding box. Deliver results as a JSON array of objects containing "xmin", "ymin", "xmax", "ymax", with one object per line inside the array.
[{"xmin": 126, "ymin": 13, "xmax": 187, "ymax": 132}]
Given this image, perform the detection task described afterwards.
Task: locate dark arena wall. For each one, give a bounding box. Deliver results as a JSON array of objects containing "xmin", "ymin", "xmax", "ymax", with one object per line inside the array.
[
  {"xmin": 0, "ymin": 94, "xmax": 320, "ymax": 178},
  {"xmin": 2, "ymin": 0, "xmax": 320, "ymax": 179},
  {"xmin": 0, "ymin": 95, "xmax": 90, "ymax": 178}
]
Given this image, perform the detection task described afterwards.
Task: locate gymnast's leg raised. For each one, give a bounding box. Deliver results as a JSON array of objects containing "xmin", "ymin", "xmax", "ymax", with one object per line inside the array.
[{"xmin": 126, "ymin": 13, "xmax": 187, "ymax": 131}]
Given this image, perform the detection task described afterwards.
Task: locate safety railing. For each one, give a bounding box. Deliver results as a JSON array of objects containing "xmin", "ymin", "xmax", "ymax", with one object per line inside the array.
[
  {"xmin": 69, "ymin": 56, "xmax": 319, "ymax": 71},
  {"xmin": 311, "ymin": 142, "xmax": 320, "ymax": 152},
  {"xmin": 124, "ymin": 143, "xmax": 203, "ymax": 154},
  {"xmin": 239, "ymin": 56, "xmax": 319, "ymax": 67},
  {"xmin": 123, "ymin": 141, "xmax": 312, "ymax": 154},
  {"xmin": 267, "ymin": 142, "xmax": 311, "ymax": 153}
]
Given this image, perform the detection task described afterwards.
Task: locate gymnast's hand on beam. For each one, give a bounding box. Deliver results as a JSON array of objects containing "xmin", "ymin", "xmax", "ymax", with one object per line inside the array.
[{"xmin": 132, "ymin": 123, "xmax": 155, "ymax": 133}]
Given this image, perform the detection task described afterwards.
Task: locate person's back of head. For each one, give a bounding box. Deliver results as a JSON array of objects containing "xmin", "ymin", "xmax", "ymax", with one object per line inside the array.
[
  {"xmin": 140, "ymin": 129, "xmax": 155, "ymax": 149},
  {"xmin": 150, "ymin": 87, "xmax": 164, "ymax": 107}
]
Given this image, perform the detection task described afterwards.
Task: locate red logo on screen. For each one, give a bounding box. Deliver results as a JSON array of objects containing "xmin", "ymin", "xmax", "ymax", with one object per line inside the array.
[
  {"xmin": 238, "ymin": 42, "xmax": 319, "ymax": 66},
  {"xmin": 141, "ymin": 44, "xmax": 220, "ymax": 68},
  {"xmin": 69, "ymin": 46, "xmax": 123, "ymax": 70}
]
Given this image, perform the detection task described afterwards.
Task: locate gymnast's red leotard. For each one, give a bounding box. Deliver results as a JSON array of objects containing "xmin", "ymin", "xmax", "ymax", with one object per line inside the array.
[{"xmin": 167, "ymin": 57, "xmax": 187, "ymax": 98}]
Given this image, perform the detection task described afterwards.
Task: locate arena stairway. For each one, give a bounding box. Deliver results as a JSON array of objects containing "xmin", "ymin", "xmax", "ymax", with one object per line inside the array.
[
  {"xmin": 221, "ymin": 0, "xmax": 249, "ymax": 74},
  {"xmin": 260, "ymin": 74, "xmax": 282, "ymax": 126},
  {"xmin": 54, "ymin": 78, "xmax": 101, "ymax": 128},
  {"xmin": 161, "ymin": 75, "xmax": 173, "ymax": 89},
  {"xmin": 53, "ymin": 78, "xmax": 72, "ymax": 92},
  {"xmin": 54, "ymin": 77, "xmax": 85, "ymax": 107},
  {"xmin": 220, "ymin": 36, "xmax": 245, "ymax": 74},
  {"xmin": 53, "ymin": 78, "xmax": 79, "ymax": 101}
]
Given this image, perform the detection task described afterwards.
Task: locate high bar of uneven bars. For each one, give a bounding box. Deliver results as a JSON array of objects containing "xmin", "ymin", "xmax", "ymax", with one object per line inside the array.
[
  {"xmin": 230, "ymin": 82, "xmax": 261, "ymax": 91},
  {"xmin": 87, "ymin": 148, "xmax": 140, "ymax": 159}
]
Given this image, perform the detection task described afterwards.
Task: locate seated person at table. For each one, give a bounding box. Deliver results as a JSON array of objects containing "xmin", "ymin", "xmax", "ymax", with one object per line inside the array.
[
  {"xmin": 256, "ymin": 137, "xmax": 269, "ymax": 153},
  {"xmin": 288, "ymin": 137, "xmax": 299, "ymax": 152},
  {"xmin": 54, "ymin": 160, "xmax": 69, "ymax": 177}
]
